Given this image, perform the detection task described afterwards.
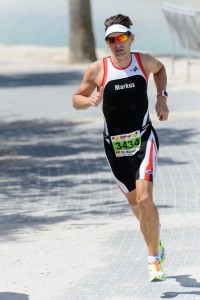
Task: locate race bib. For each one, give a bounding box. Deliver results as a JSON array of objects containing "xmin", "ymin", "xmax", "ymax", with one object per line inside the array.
[{"xmin": 111, "ymin": 130, "xmax": 141, "ymax": 157}]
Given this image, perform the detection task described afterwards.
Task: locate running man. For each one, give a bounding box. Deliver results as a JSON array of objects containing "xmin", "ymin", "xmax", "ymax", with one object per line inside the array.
[{"xmin": 72, "ymin": 14, "xmax": 169, "ymax": 281}]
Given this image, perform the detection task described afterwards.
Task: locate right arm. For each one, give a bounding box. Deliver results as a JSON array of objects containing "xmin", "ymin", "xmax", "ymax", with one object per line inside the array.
[{"xmin": 72, "ymin": 61, "xmax": 104, "ymax": 110}]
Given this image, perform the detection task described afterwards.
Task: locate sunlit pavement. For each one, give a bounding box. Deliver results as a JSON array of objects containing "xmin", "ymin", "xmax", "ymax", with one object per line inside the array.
[{"xmin": 0, "ymin": 64, "xmax": 200, "ymax": 300}]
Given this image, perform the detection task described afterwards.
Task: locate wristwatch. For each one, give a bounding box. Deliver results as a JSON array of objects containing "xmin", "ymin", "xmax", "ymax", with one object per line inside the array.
[{"xmin": 157, "ymin": 90, "xmax": 168, "ymax": 98}]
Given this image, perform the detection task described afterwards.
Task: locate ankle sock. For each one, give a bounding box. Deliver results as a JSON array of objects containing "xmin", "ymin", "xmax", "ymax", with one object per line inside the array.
[{"xmin": 148, "ymin": 256, "xmax": 159, "ymax": 264}]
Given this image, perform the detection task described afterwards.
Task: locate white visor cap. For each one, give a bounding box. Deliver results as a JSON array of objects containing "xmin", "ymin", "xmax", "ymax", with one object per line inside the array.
[{"xmin": 105, "ymin": 24, "xmax": 131, "ymax": 38}]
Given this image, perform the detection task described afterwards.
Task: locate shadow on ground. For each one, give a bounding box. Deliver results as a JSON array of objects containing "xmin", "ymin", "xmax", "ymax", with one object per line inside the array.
[
  {"xmin": 161, "ymin": 275, "xmax": 200, "ymax": 298},
  {"xmin": 0, "ymin": 120, "xmax": 197, "ymax": 238},
  {"xmin": 0, "ymin": 292, "xmax": 29, "ymax": 300},
  {"xmin": 0, "ymin": 70, "xmax": 84, "ymax": 88}
]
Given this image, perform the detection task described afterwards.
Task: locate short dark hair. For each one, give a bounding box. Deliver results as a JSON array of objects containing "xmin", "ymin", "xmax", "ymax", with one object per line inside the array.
[{"xmin": 104, "ymin": 14, "xmax": 133, "ymax": 32}]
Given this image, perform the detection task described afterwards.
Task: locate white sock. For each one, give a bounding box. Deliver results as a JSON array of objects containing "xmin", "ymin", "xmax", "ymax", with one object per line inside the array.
[
  {"xmin": 148, "ymin": 256, "xmax": 159, "ymax": 264},
  {"xmin": 148, "ymin": 225, "xmax": 162, "ymax": 263}
]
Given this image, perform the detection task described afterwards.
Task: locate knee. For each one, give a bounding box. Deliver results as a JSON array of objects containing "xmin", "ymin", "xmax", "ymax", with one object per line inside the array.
[{"xmin": 137, "ymin": 193, "xmax": 153, "ymax": 210}]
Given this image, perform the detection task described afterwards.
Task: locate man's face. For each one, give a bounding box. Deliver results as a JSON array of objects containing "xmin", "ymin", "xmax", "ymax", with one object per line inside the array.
[{"xmin": 106, "ymin": 32, "xmax": 134, "ymax": 57}]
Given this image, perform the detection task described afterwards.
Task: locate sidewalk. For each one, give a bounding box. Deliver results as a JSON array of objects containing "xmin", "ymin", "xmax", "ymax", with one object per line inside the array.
[{"xmin": 0, "ymin": 48, "xmax": 200, "ymax": 300}]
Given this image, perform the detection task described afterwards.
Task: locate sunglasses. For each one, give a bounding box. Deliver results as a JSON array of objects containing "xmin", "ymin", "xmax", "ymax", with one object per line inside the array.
[{"xmin": 107, "ymin": 33, "xmax": 131, "ymax": 44}]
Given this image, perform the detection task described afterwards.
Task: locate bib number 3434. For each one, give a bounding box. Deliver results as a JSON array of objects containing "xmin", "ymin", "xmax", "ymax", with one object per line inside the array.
[{"xmin": 111, "ymin": 130, "xmax": 141, "ymax": 157}]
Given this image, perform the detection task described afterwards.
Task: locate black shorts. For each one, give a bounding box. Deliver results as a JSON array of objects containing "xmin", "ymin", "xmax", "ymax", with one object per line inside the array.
[{"xmin": 104, "ymin": 125, "xmax": 159, "ymax": 193}]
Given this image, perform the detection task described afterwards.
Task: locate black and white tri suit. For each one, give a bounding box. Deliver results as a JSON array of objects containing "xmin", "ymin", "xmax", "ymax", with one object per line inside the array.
[{"xmin": 102, "ymin": 52, "xmax": 159, "ymax": 193}]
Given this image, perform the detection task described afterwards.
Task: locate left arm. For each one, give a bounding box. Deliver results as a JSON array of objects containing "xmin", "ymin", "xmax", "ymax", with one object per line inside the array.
[{"xmin": 140, "ymin": 53, "xmax": 169, "ymax": 121}]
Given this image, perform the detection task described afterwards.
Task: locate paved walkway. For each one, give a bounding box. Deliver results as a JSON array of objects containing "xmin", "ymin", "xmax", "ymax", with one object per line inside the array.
[{"xmin": 0, "ymin": 59, "xmax": 200, "ymax": 300}]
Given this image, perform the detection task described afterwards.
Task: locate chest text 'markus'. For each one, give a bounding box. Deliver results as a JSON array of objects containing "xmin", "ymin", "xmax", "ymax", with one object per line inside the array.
[{"xmin": 115, "ymin": 82, "xmax": 135, "ymax": 90}]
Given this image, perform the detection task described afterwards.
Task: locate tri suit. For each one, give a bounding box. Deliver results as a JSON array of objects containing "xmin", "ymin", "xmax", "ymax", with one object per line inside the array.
[{"xmin": 102, "ymin": 52, "xmax": 159, "ymax": 193}]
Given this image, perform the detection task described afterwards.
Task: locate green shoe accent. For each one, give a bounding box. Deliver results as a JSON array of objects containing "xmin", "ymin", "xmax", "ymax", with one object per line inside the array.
[{"xmin": 158, "ymin": 238, "xmax": 166, "ymax": 264}]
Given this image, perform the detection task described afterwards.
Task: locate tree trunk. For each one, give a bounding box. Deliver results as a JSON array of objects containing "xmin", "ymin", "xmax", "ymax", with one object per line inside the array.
[{"xmin": 69, "ymin": 0, "xmax": 97, "ymax": 63}]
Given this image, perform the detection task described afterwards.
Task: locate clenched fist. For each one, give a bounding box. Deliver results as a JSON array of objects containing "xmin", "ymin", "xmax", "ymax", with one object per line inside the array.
[{"xmin": 89, "ymin": 86, "xmax": 104, "ymax": 107}]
